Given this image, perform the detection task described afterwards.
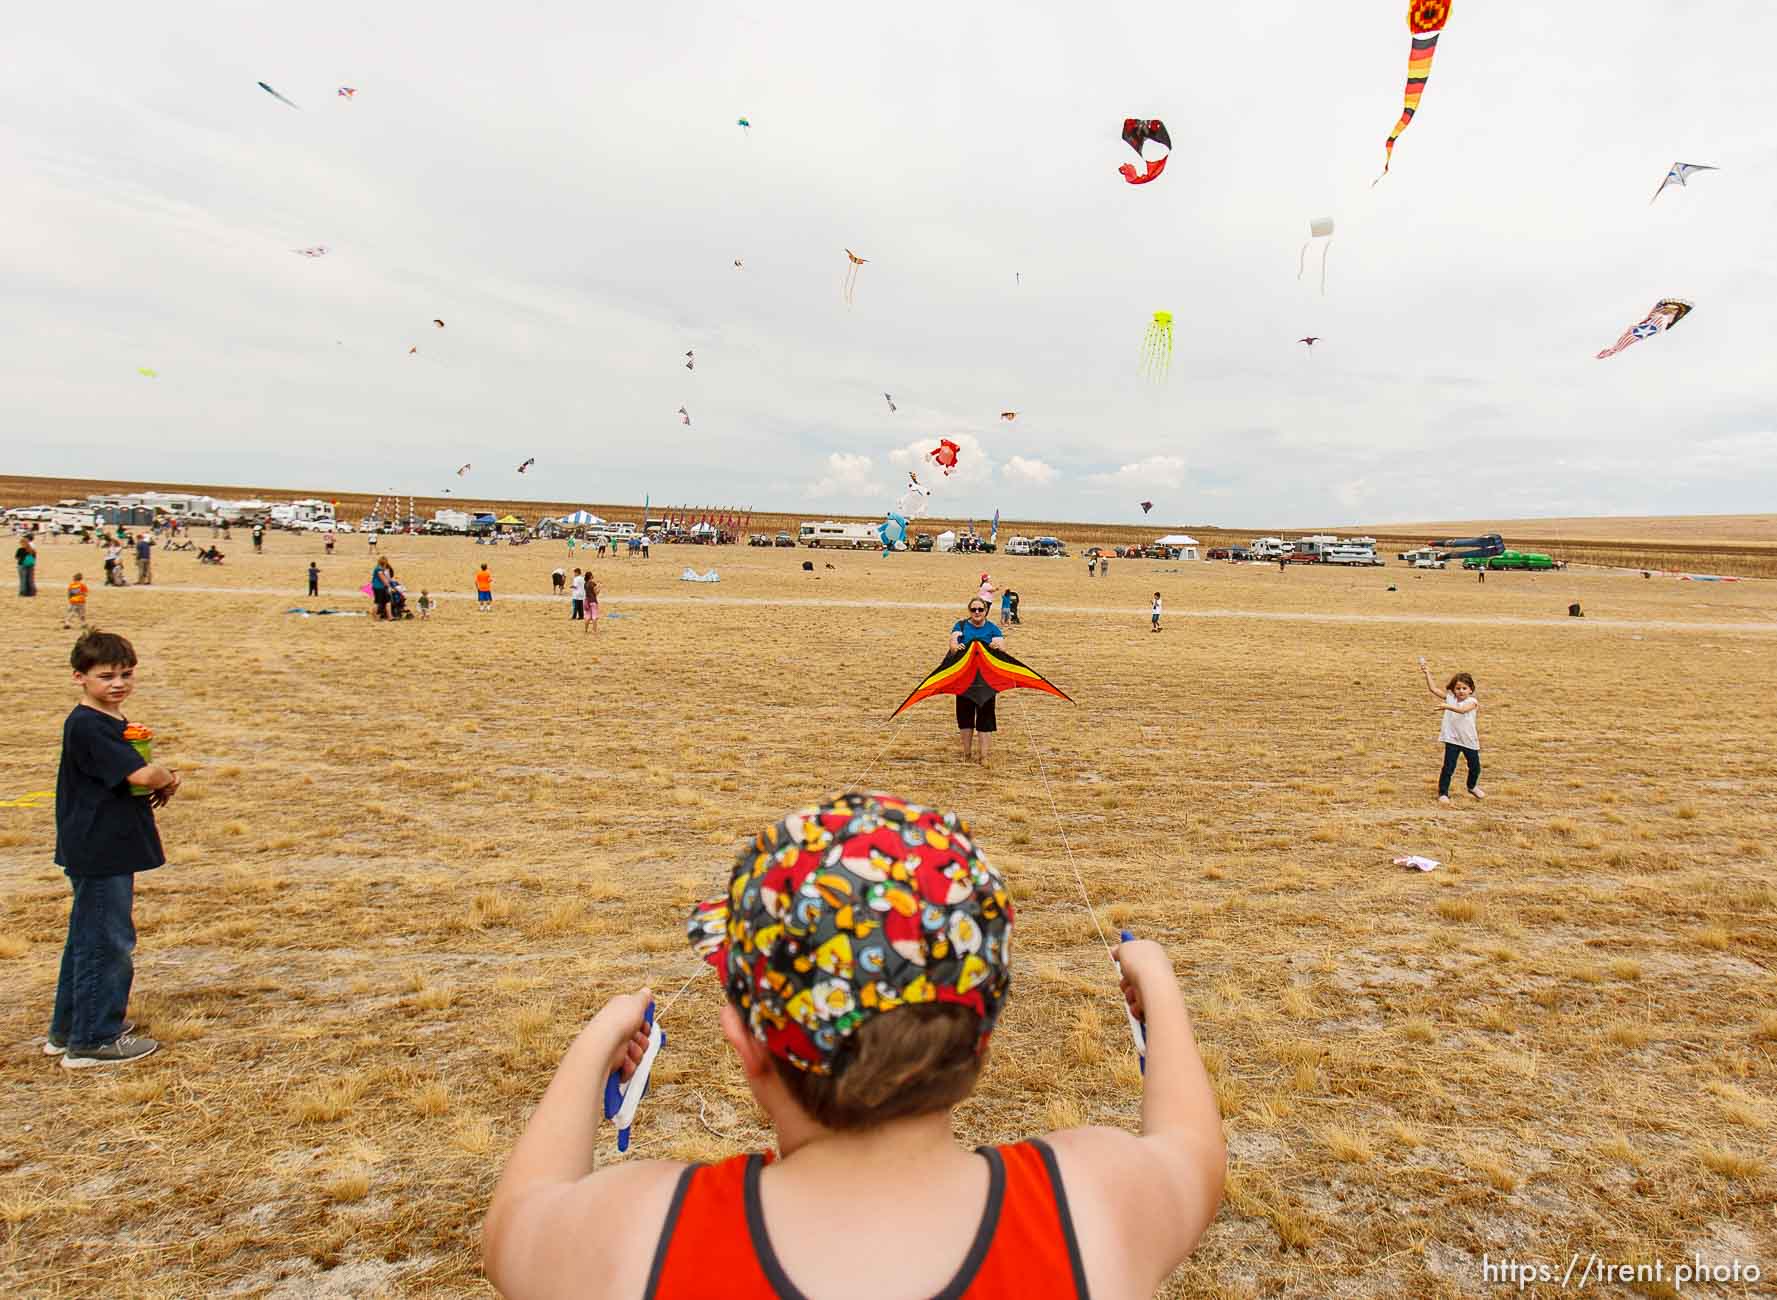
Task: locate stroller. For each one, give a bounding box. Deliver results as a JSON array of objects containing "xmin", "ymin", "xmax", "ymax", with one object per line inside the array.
[{"xmin": 389, "ymin": 582, "xmax": 414, "ymax": 619}]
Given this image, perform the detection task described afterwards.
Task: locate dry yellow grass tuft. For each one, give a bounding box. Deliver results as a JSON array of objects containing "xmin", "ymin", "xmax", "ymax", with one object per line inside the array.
[
  {"xmin": 2, "ymin": 526, "xmax": 1774, "ymax": 1296},
  {"xmin": 321, "ymin": 1171, "xmax": 371, "ymax": 1204}
]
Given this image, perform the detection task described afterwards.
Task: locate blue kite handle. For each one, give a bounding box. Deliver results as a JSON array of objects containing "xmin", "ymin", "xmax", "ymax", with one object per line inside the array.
[
  {"xmin": 603, "ymin": 1003, "xmax": 661, "ymax": 1153},
  {"xmin": 1118, "ymin": 930, "xmax": 1149, "ymax": 1073}
]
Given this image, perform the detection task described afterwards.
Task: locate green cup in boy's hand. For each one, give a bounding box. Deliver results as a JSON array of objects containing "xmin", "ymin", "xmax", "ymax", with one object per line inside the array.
[{"xmin": 122, "ymin": 724, "xmax": 153, "ymax": 796}]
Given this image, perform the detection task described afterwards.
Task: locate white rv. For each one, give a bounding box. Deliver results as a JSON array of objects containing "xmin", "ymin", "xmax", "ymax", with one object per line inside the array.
[
  {"xmin": 1248, "ymin": 537, "xmax": 1289, "ymax": 560},
  {"xmin": 799, "ymin": 520, "xmax": 880, "ymax": 549},
  {"xmin": 1322, "ymin": 543, "xmax": 1383, "ymax": 566}
]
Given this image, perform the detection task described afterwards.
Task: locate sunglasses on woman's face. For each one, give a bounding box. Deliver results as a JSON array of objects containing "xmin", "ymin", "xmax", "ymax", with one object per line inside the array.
[{"xmin": 968, "ymin": 605, "xmax": 986, "ymax": 614}]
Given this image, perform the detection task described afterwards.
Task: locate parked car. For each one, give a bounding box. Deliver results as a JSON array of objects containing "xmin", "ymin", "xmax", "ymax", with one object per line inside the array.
[
  {"xmin": 1284, "ymin": 550, "xmax": 1320, "ymax": 564},
  {"xmin": 1228, "ymin": 547, "xmax": 1250, "ymax": 561},
  {"xmin": 1206, "ymin": 547, "xmax": 1231, "ymax": 560},
  {"xmin": 913, "ymin": 533, "xmax": 934, "ymax": 552},
  {"xmin": 1412, "ymin": 556, "xmax": 1447, "ymax": 569},
  {"xmin": 773, "ymin": 532, "xmax": 795, "ymax": 547}
]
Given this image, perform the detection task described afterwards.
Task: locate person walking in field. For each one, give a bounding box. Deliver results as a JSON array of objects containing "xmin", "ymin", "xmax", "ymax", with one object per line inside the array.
[
  {"xmin": 63, "ymin": 574, "xmax": 88, "ymax": 629},
  {"xmin": 583, "ymin": 575, "xmax": 600, "ymax": 634},
  {"xmin": 552, "ymin": 567, "xmax": 566, "ymax": 595},
  {"xmin": 475, "ymin": 564, "xmax": 494, "ymax": 612},
  {"xmin": 570, "ymin": 568, "xmax": 585, "ymax": 620},
  {"xmin": 134, "ymin": 534, "xmax": 153, "ymax": 585},
  {"xmin": 1151, "ymin": 591, "xmax": 1163, "ymax": 633},
  {"xmin": 16, "ymin": 535, "xmax": 39, "ymax": 597},
  {"xmin": 307, "ymin": 562, "xmax": 319, "ymax": 597},
  {"xmin": 1420, "ymin": 657, "xmax": 1483, "ymax": 803}
]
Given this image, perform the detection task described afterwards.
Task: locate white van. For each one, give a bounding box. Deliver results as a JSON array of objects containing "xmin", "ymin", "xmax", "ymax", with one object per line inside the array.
[{"xmin": 1003, "ymin": 536, "xmax": 1035, "ymax": 556}]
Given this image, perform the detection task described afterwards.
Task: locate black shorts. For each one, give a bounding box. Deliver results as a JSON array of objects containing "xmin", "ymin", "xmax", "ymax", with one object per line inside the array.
[{"xmin": 955, "ymin": 694, "xmax": 997, "ymax": 733}]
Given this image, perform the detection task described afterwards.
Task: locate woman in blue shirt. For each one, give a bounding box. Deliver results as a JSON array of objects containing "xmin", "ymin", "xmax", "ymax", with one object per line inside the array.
[{"xmin": 950, "ymin": 599, "xmax": 1006, "ymax": 763}]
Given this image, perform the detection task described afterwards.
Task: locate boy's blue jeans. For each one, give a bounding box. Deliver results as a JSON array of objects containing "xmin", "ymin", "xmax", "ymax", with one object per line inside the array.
[{"xmin": 50, "ymin": 874, "xmax": 136, "ymax": 1049}]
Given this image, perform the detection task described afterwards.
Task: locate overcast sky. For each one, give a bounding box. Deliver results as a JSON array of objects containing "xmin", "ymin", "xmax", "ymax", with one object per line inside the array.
[{"xmin": 4, "ymin": 3, "xmax": 1773, "ymax": 526}]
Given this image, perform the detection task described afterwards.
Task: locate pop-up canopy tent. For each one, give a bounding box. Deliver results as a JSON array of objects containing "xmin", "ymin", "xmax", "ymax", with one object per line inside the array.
[{"xmin": 560, "ymin": 510, "xmax": 605, "ymax": 526}]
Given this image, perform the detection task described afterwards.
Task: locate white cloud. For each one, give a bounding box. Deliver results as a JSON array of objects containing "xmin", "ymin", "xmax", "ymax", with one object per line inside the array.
[
  {"xmin": 804, "ymin": 452, "xmax": 878, "ymax": 499},
  {"xmin": 1002, "ymin": 455, "xmax": 1058, "ymax": 485},
  {"xmin": 1089, "ymin": 455, "xmax": 1186, "ymax": 492}
]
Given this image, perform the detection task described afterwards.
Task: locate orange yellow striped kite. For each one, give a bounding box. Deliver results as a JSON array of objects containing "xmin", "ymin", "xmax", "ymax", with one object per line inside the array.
[
  {"xmin": 1378, "ymin": 0, "xmax": 1452, "ymax": 183},
  {"xmin": 890, "ymin": 642, "xmax": 1072, "ymax": 719}
]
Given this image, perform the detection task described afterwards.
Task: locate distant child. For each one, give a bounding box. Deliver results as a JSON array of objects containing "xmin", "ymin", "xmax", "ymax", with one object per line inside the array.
[
  {"xmin": 49, "ymin": 630, "xmax": 182, "ymax": 1068},
  {"xmin": 475, "ymin": 564, "xmax": 494, "ymax": 611},
  {"xmin": 483, "ymin": 793, "xmax": 1226, "ymax": 1299},
  {"xmin": 418, "ymin": 590, "xmax": 433, "ymax": 620},
  {"xmin": 1420, "ymin": 657, "xmax": 1482, "ymax": 803},
  {"xmin": 583, "ymin": 575, "xmax": 600, "ymax": 634},
  {"xmin": 307, "ymin": 561, "xmax": 319, "ymax": 597},
  {"xmin": 64, "ymin": 574, "xmax": 88, "ymax": 629},
  {"xmin": 1151, "ymin": 591, "xmax": 1163, "ymax": 632}
]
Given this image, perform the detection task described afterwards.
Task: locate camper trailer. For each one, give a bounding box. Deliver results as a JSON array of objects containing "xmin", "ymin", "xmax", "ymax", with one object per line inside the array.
[{"xmin": 799, "ymin": 520, "xmax": 880, "ymax": 549}]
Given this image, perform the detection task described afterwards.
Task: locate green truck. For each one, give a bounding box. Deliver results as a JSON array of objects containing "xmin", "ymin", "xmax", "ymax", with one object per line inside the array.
[{"xmin": 1463, "ymin": 550, "xmax": 1556, "ymax": 571}]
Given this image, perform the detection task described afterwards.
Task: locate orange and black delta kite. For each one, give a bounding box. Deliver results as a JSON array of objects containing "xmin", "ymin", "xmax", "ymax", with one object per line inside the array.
[{"xmin": 890, "ymin": 642, "xmax": 1072, "ymax": 720}]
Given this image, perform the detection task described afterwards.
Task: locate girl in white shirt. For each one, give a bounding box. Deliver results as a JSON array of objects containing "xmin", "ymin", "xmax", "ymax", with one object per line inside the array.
[{"xmin": 1420, "ymin": 658, "xmax": 1481, "ymax": 803}]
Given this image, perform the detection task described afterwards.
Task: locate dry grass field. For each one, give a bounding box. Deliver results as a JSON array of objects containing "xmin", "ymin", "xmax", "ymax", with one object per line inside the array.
[{"xmin": 2, "ymin": 531, "xmax": 1774, "ymax": 1298}]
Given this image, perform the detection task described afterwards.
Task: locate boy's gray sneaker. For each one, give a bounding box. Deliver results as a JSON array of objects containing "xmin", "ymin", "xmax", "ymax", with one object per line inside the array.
[
  {"xmin": 44, "ymin": 1019, "xmax": 134, "ymax": 1056},
  {"xmin": 61, "ymin": 1032, "xmax": 159, "ymax": 1069}
]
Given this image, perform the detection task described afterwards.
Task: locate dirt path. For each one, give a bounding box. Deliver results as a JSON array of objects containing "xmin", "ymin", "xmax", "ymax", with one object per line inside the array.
[{"xmin": 105, "ymin": 581, "xmax": 1777, "ymax": 634}]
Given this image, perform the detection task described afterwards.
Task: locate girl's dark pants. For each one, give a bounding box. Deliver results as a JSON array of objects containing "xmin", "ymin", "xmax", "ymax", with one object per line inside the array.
[
  {"xmin": 1439, "ymin": 743, "xmax": 1480, "ymax": 796},
  {"xmin": 50, "ymin": 874, "xmax": 135, "ymax": 1049}
]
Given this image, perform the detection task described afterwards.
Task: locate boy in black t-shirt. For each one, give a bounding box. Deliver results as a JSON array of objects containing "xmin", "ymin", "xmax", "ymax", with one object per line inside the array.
[{"xmin": 49, "ymin": 630, "xmax": 183, "ymax": 1068}]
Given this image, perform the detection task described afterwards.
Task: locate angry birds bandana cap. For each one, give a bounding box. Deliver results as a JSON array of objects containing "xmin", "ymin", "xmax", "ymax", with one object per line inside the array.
[{"xmin": 687, "ymin": 792, "xmax": 1014, "ymax": 1076}]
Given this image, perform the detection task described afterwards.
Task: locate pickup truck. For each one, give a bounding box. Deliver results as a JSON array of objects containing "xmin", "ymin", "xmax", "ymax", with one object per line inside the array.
[{"xmin": 1412, "ymin": 556, "xmax": 1447, "ymax": 570}]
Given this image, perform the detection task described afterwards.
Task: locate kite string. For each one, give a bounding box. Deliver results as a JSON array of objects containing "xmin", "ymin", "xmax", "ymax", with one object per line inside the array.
[
  {"xmin": 655, "ymin": 963, "xmax": 708, "ymax": 1021},
  {"xmin": 1019, "ymin": 709, "xmax": 1114, "ymax": 960},
  {"xmin": 843, "ymin": 711, "xmax": 909, "ymax": 794}
]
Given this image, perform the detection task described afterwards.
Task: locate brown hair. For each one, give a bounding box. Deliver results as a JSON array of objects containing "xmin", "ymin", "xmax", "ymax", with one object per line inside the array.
[
  {"xmin": 71, "ymin": 629, "xmax": 137, "ymax": 673},
  {"xmin": 771, "ymin": 1003, "xmax": 985, "ymax": 1131},
  {"xmin": 1445, "ymin": 671, "xmax": 1476, "ymax": 693}
]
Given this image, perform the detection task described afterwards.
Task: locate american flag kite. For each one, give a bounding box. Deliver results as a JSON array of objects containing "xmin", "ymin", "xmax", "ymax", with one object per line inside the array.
[{"xmin": 1595, "ymin": 299, "xmax": 1693, "ymax": 360}]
